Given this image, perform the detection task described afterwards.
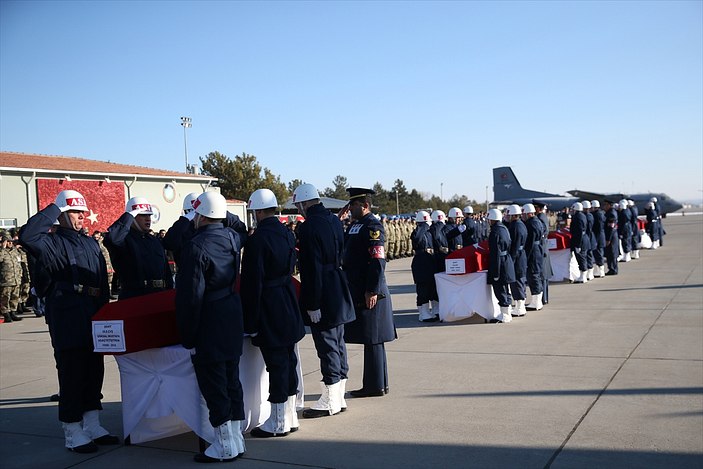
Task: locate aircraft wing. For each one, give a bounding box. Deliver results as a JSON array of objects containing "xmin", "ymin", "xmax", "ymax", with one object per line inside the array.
[{"xmin": 567, "ymin": 189, "xmax": 626, "ymax": 202}]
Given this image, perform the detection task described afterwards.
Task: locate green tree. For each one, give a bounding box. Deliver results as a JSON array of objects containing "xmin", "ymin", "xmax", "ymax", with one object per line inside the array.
[
  {"xmin": 199, "ymin": 151, "xmax": 238, "ymax": 198},
  {"xmin": 323, "ymin": 175, "xmax": 349, "ymax": 199},
  {"xmin": 287, "ymin": 179, "xmax": 306, "ymax": 193}
]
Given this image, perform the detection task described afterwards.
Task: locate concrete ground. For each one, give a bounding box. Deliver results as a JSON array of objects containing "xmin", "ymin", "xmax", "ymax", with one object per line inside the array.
[{"xmin": 1, "ymin": 215, "xmax": 702, "ymax": 469}]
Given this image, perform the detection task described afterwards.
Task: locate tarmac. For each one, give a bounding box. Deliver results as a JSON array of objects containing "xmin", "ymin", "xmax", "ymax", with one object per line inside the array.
[{"xmin": 1, "ymin": 215, "xmax": 702, "ymax": 469}]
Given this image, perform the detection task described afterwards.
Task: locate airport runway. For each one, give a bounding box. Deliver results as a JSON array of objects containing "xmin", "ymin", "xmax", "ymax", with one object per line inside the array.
[{"xmin": 1, "ymin": 215, "xmax": 701, "ymax": 468}]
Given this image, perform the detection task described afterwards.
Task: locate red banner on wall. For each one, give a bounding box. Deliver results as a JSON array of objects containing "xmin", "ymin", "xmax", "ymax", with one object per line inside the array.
[{"xmin": 36, "ymin": 178, "xmax": 126, "ymax": 233}]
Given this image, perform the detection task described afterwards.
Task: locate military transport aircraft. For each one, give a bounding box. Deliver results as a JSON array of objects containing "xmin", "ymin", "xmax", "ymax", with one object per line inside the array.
[{"xmin": 492, "ymin": 166, "xmax": 683, "ymax": 216}]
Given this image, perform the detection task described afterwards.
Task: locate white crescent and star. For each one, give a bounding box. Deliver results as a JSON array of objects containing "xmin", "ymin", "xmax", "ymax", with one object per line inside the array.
[{"xmin": 86, "ymin": 210, "xmax": 98, "ymax": 224}]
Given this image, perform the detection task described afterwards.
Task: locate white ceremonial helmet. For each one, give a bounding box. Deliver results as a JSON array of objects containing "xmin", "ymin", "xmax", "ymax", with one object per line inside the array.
[
  {"xmin": 463, "ymin": 205, "xmax": 474, "ymax": 214},
  {"xmin": 522, "ymin": 203, "xmax": 536, "ymax": 214},
  {"xmin": 182, "ymin": 192, "xmax": 200, "ymax": 214},
  {"xmin": 581, "ymin": 200, "xmax": 592, "ymax": 209},
  {"xmin": 619, "ymin": 200, "xmax": 628, "ymax": 210},
  {"xmin": 126, "ymin": 196, "xmax": 153, "ymax": 215},
  {"xmin": 571, "ymin": 202, "xmax": 583, "ymax": 212},
  {"xmin": 292, "ymin": 183, "xmax": 320, "ymax": 204},
  {"xmin": 447, "ymin": 207, "xmax": 464, "ymax": 219},
  {"xmin": 487, "ymin": 208, "xmax": 502, "ymax": 221},
  {"xmin": 55, "ymin": 190, "xmax": 88, "ymax": 212},
  {"xmin": 591, "ymin": 200, "xmax": 600, "ymax": 208},
  {"xmin": 415, "ymin": 210, "xmax": 431, "ymax": 224},
  {"xmin": 430, "ymin": 210, "xmax": 446, "ymax": 222},
  {"xmin": 650, "ymin": 197, "xmax": 658, "ymax": 203},
  {"xmin": 628, "ymin": 199, "xmax": 635, "ymax": 206},
  {"xmin": 248, "ymin": 188, "xmax": 278, "ymax": 211},
  {"xmin": 194, "ymin": 191, "xmax": 227, "ymax": 219},
  {"xmin": 507, "ymin": 204, "xmax": 522, "ymax": 216}
]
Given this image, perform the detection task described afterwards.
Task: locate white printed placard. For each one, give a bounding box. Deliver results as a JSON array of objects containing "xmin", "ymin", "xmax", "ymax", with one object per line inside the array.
[
  {"xmin": 92, "ymin": 320, "xmax": 126, "ymax": 353},
  {"xmin": 445, "ymin": 258, "xmax": 466, "ymax": 275},
  {"xmin": 547, "ymin": 238, "xmax": 558, "ymax": 250}
]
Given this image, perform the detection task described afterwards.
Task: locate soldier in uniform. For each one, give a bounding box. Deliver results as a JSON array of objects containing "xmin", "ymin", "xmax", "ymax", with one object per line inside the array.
[
  {"xmin": 445, "ymin": 208, "xmax": 465, "ymax": 253},
  {"xmin": 292, "ymin": 183, "xmax": 356, "ymax": 418},
  {"xmin": 487, "ymin": 209, "xmax": 515, "ymax": 323},
  {"xmin": 175, "ymin": 191, "xmax": 247, "ymax": 462},
  {"xmin": 341, "ymin": 187, "xmax": 396, "ymax": 398},
  {"xmin": 591, "ymin": 200, "xmax": 606, "ymax": 278},
  {"xmin": 411, "ymin": 211, "xmax": 438, "ymax": 322},
  {"xmin": 604, "ymin": 209, "xmax": 620, "ymax": 275},
  {"xmin": 14, "ymin": 233, "xmax": 33, "ymax": 315},
  {"xmin": 571, "ymin": 202, "xmax": 590, "ymax": 283},
  {"xmin": 617, "ymin": 200, "xmax": 633, "ymax": 262},
  {"xmin": 461, "ymin": 206, "xmax": 479, "ymax": 247},
  {"xmin": 241, "ymin": 189, "xmax": 305, "ymax": 437},
  {"xmin": 645, "ymin": 201, "xmax": 661, "ymax": 249},
  {"xmin": 533, "ymin": 202, "xmax": 553, "ymax": 305},
  {"xmin": 19, "ymin": 190, "xmax": 117, "ymax": 453},
  {"xmin": 628, "ymin": 200, "xmax": 641, "ymax": 259},
  {"xmin": 386, "ymin": 216, "xmax": 397, "ymax": 261},
  {"xmin": 581, "ymin": 201, "xmax": 596, "ymax": 280},
  {"xmin": 429, "ymin": 210, "xmax": 465, "ymax": 312},
  {"xmin": 522, "ymin": 204, "xmax": 545, "ymax": 311},
  {"xmin": 1, "ymin": 233, "xmax": 23, "ymax": 322},
  {"xmin": 506, "ymin": 205, "xmax": 527, "ymax": 316},
  {"xmin": 104, "ymin": 197, "xmax": 173, "ymax": 300},
  {"xmin": 404, "ymin": 218, "xmax": 414, "ymax": 257}
]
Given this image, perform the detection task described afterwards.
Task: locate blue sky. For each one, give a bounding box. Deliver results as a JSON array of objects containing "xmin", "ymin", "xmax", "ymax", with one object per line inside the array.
[{"xmin": 1, "ymin": 0, "xmax": 702, "ymax": 203}]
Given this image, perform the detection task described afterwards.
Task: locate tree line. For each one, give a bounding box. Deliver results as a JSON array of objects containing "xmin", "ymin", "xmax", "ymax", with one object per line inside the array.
[{"xmin": 199, "ymin": 151, "xmax": 483, "ymax": 216}]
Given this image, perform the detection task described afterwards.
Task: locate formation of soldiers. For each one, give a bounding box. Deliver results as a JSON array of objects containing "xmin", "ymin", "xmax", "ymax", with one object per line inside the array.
[{"xmin": 0, "ymin": 229, "xmax": 34, "ymax": 323}]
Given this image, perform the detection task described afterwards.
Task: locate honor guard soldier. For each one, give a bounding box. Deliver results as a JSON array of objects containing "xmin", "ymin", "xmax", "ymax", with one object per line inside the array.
[
  {"xmin": 19, "ymin": 190, "xmax": 117, "ymax": 453},
  {"xmin": 446, "ymin": 207, "xmax": 465, "ymax": 252},
  {"xmin": 604, "ymin": 209, "xmax": 620, "ymax": 275},
  {"xmin": 645, "ymin": 201, "xmax": 661, "ymax": 249},
  {"xmin": 522, "ymin": 204, "xmax": 545, "ymax": 311},
  {"xmin": 591, "ymin": 200, "xmax": 606, "ymax": 277},
  {"xmin": 570, "ymin": 202, "xmax": 590, "ymax": 283},
  {"xmin": 628, "ymin": 200, "xmax": 641, "ymax": 259},
  {"xmin": 581, "ymin": 201, "xmax": 596, "ymax": 280},
  {"xmin": 461, "ymin": 206, "xmax": 479, "ymax": 247},
  {"xmin": 429, "ymin": 210, "xmax": 465, "ymax": 311},
  {"xmin": 533, "ymin": 202, "xmax": 553, "ymax": 305},
  {"xmin": 650, "ymin": 197, "xmax": 665, "ymax": 245},
  {"xmin": 507, "ymin": 205, "xmax": 527, "ymax": 316},
  {"xmin": 411, "ymin": 211, "xmax": 438, "ymax": 322},
  {"xmin": 341, "ymin": 187, "xmax": 396, "ymax": 397},
  {"xmin": 617, "ymin": 200, "xmax": 633, "ymax": 262},
  {"xmin": 242, "ymin": 189, "xmax": 305, "ymax": 437},
  {"xmin": 104, "ymin": 197, "xmax": 173, "ymax": 299},
  {"xmin": 175, "ymin": 191, "xmax": 247, "ymax": 462},
  {"xmin": 487, "ymin": 208, "xmax": 515, "ymax": 323},
  {"xmin": 292, "ymin": 184, "xmax": 356, "ymax": 418},
  {"xmin": 163, "ymin": 192, "xmax": 248, "ymax": 268}
]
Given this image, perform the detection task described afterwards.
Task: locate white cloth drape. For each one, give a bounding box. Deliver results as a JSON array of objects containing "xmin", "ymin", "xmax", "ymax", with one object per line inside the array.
[
  {"xmin": 434, "ymin": 271, "xmax": 501, "ymax": 322},
  {"xmin": 549, "ymin": 249, "xmax": 579, "ymax": 282}
]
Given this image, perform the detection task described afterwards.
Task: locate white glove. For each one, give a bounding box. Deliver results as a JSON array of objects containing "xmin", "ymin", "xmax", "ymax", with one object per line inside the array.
[
  {"xmin": 457, "ymin": 224, "xmax": 467, "ymax": 233},
  {"xmin": 184, "ymin": 210, "xmax": 196, "ymax": 221},
  {"xmin": 58, "ymin": 204, "xmax": 71, "ymax": 213},
  {"xmin": 575, "ymin": 247, "xmax": 581, "ymax": 253},
  {"xmin": 128, "ymin": 209, "xmax": 142, "ymax": 218},
  {"xmin": 473, "ymin": 243, "xmax": 480, "ymax": 249},
  {"xmin": 307, "ymin": 310, "xmax": 322, "ymax": 323}
]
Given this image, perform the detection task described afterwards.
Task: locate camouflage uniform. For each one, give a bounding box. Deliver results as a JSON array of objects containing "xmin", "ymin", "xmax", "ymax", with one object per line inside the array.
[
  {"xmin": 18, "ymin": 247, "xmax": 31, "ymax": 311},
  {"xmin": 0, "ymin": 240, "xmax": 22, "ymax": 319},
  {"xmin": 398, "ymin": 219, "xmax": 408, "ymax": 258},
  {"xmin": 387, "ymin": 218, "xmax": 397, "ymax": 260},
  {"xmin": 381, "ymin": 217, "xmax": 390, "ymax": 260}
]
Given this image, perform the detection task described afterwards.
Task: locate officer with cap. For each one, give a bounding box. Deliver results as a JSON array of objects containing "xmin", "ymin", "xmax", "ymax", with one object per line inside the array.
[
  {"xmin": 163, "ymin": 192, "xmax": 248, "ymax": 268},
  {"xmin": 487, "ymin": 208, "xmax": 515, "ymax": 323},
  {"xmin": 604, "ymin": 207, "xmax": 620, "ymax": 275},
  {"xmin": 522, "ymin": 204, "xmax": 545, "ymax": 311},
  {"xmin": 507, "ymin": 205, "xmax": 528, "ymax": 316},
  {"xmin": 591, "ymin": 200, "xmax": 606, "ymax": 278},
  {"xmin": 241, "ymin": 189, "xmax": 305, "ymax": 436},
  {"xmin": 340, "ymin": 187, "xmax": 396, "ymax": 397},
  {"xmin": 104, "ymin": 197, "xmax": 172, "ymax": 299},
  {"xmin": 411, "ymin": 211, "xmax": 437, "ymax": 322},
  {"xmin": 292, "ymin": 183, "xmax": 355, "ymax": 418},
  {"xmin": 19, "ymin": 190, "xmax": 117, "ymax": 453},
  {"xmin": 175, "ymin": 191, "xmax": 247, "ymax": 462},
  {"xmin": 571, "ymin": 202, "xmax": 590, "ymax": 283},
  {"xmin": 532, "ymin": 202, "xmax": 553, "ymax": 305}
]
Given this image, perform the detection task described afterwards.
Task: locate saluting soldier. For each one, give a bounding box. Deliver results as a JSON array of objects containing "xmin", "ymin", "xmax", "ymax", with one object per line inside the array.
[
  {"xmin": 104, "ymin": 197, "xmax": 172, "ymax": 299},
  {"xmin": 341, "ymin": 187, "xmax": 396, "ymax": 398},
  {"xmin": 19, "ymin": 190, "xmax": 117, "ymax": 453},
  {"xmin": 445, "ymin": 208, "xmax": 465, "ymax": 253},
  {"xmin": 461, "ymin": 206, "xmax": 479, "ymax": 247},
  {"xmin": 293, "ymin": 183, "xmax": 355, "ymax": 418},
  {"xmin": 175, "ymin": 191, "xmax": 247, "ymax": 462}
]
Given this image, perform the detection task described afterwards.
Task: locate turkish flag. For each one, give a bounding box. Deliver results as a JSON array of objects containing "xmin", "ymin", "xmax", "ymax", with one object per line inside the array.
[{"xmin": 37, "ymin": 178, "xmax": 126, "ymax": 232}]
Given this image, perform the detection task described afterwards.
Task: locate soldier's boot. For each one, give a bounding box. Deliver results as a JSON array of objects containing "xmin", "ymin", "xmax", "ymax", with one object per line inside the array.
[
  {"xmin": 285, "ymin": 394, "xmax": 299, "ymax": 432},
  {"xmin": 302, "ymin": 381, "xmax": 341, "ymax": 419},
  {"xmin": 418, "ymin": 303, "xmax": 436, "ymax": 322},
  {"xmin": 526, "ymin": 293, "xmax": 543, "ymax": 311},
  {"xmin": 499, "ymin": 306, "xmax": 513, "ymax": 323},
  {"xmin": 251, "ymin": 402, "xmax": 289, "ymax": 437},
  {"xmin": 2, "ymin": 312, "xmax": 12, "ymax": 323},
  {"xmin": 430, "ymin": 300, "xmax": 440, "ymax": 320},
  {"xmin": 587, "ymin": 268, "xmax": 594, "ymax": 281},
  {"xmin": 8, "ymin": 310, "xmax": 22, "ymax": 321},
  {"xmin": 195, "ymin": 420, "xmax": 240, "ymax": 462},
  {"xmin": 512, "ymin": 299, "xmax": 527, "ymax": 317},
  {"xmin": 632, "ymin": 249, "xmax": 640, "ymax": 259},
  {"xmin": 82, "ymin": 410, "xmax": 119, "ymax": 445},
  {"xmin": 62, "ymin": 422, "xmax": 98, "ymax": 453},
  {"xmin": 339, "ymin": 378, "xmax": 348, "ymax": 412},
  {"xmin": 596, "ymin": 265, "xmax": 605, "ymax": 278}
]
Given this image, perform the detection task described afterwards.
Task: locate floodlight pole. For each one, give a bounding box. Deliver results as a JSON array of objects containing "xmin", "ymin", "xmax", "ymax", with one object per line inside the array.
[{"xmin": 180, "ymin": 116, "xmax": 192, "ymax": 173}]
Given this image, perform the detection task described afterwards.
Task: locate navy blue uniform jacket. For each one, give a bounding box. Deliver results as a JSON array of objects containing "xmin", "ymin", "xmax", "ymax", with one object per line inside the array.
[
  {"xmin": 585, "ymin": 211, "xmax": 597, "ymax": 249},
  {"xmin": 240, "ymin": 217, "xmax": 305, "ymax": 347},
  {"xmin": 508, "ymin": 219, "xmax": 527, "ymax": 278},
  {"xmin": 410, "ymin": 223, "xmax": 435, "ymax": 284},
  {"xmin": 343, "ymin": 213, "xmax": 396, "ymax": 345},
  {"xmin": 175, "ymin": 223, "xmax": 246, "ymax": 363},
  {"xmin": 19, "ymin": 204, "xmax": 109, "ymax": 351},
  {"xmin": 461, "ymin": 218, "xmax": 478, "ymax": 246},
  {"xmin": 570, "ymin": 212, "xmax": 590, "ymax": 251},
  {"xmin": 104, "ymin": 212, "xmax": 173, "ymax": 299},
  {"xmin": 524, "ymin": 217, "xmax": 545, "ymax": 275},
  {"xmin": 296, "ymin": 203, "xmax": 355, "ymax": 329},
  {"xmin": 488, "ymin": 223, "xmax": 516, "ymax": 285},
  {"xmin": 592, "ymin": 209, "xmax": 606, "ymax": 248}
]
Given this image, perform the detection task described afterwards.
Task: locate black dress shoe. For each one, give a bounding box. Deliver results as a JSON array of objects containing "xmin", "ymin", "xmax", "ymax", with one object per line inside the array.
[
  {"xmin": 68, "ymin": 441, "xmax": 98, "ymax": 453},
  {"xmin": 2, "ymin": 313, "xmax": 13, "ymax": 323},
  {"xmin": 193, "ymin": 452, "xmax": 237, "ymax": 463},
  {"xmin": 421, "ymin": 316, "xmax": 440, "ymax": 323},
  {"xmin": 605, "ymin": 271, "xmax": 618, "ymax": 276},
  {"xmin": 349, "ymin": 388, "xmax": 385, "ymax": 398},
  {"xmin": 250, "ymin": 426, "xmax": 288, "ymax": 438},
  {"xmin": 302, "ymin": 408, "xmax": 333, "ymax": 419},
  {"xmin": 94, "ymin": 434, "xmax": 120, "ymax": 445},
  {"xmin": 49, "ymin": 393, "xmax": 60, "ymax": 402},
  {"xmin": 9, "ymin": 311, "xmax": 22, "ymax": 321}
]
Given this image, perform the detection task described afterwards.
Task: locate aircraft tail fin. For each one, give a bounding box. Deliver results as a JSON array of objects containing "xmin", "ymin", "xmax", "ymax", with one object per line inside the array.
[{"xmin": 492, "ymin": 166, "xmax": 554, "ymax": 201}]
